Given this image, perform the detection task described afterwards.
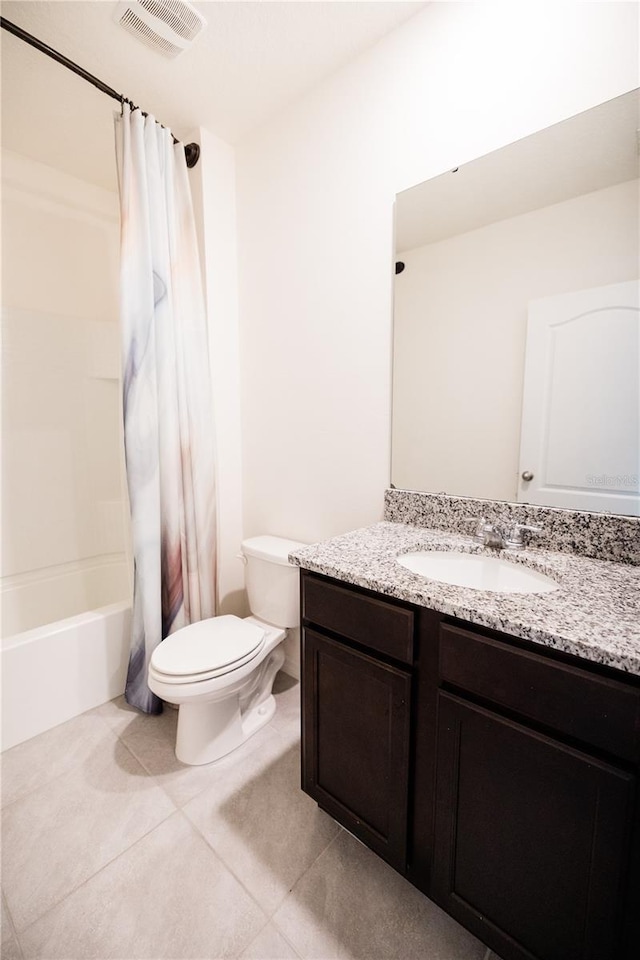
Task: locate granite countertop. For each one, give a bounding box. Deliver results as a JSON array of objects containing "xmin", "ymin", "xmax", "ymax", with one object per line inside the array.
[{"xmin": 289, "ymin": 521, "xmax": 640, "ymax": 677}]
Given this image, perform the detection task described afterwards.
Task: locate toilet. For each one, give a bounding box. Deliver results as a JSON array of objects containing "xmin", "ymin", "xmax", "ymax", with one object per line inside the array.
[{"xmin": 148, "ymin": 535, "xmax": 306, "ymax": 765}]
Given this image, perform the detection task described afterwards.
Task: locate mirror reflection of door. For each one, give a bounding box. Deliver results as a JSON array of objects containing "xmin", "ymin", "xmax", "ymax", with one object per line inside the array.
[
  {"xmin": 392, "ymin": 88, "xmax": 640, "ymax": 517},
  {"xmin": 518, "ymin": 280, "xmax": 639, "ymax": 515}
]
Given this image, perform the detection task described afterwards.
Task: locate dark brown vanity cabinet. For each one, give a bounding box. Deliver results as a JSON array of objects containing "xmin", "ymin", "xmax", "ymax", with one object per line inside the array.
[
  {"xmin": 300, "ymin": 570, "xmax": 640, "ymax": 960},
  {"xmin": 431, "ymin": 624, "xmax": 640, "ymax": 960},
  {"xmin": 300, "ymin": 574, "xmax": 414, "ymax": 870},
  {"xmin": 432, "ymin": 692, "xmax": 634, "ymax": 960}
]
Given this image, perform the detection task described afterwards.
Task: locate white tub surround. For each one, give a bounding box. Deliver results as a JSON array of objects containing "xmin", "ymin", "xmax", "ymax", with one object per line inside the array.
[
  {"xmin": 1, "ymin": 151, "xmax": 130, "ymax": 639},
  {"xmin": 1, "ymin": 555, "xmax": 130, "ymax": 638}
]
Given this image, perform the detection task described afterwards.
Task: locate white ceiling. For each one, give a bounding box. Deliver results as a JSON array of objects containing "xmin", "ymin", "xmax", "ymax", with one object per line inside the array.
[
  {"xmin": 396, "ymin": 87, "xmax": 640, "ymax": 252},
  {"xmin": 1, "ymin": 0, "xmax": 427, "ymax": 191}
]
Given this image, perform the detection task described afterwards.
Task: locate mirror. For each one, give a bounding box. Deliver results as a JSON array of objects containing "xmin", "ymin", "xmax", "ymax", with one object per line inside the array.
[{"xmin": 392, "ymin": 89, "xmax": 640, "ymax": 517}]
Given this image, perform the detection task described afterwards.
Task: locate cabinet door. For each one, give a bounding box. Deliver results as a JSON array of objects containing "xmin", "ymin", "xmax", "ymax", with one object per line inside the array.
[
  {"xmin": 432, "ymin": 692, "xmax": 635, "ymax": 960},
  {"xmin": 302, "ymin": 628, "xmax": 411, "ymax": 871}
]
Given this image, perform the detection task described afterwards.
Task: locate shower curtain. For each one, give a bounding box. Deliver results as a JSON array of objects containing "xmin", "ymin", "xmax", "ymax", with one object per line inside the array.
[{"xmin": 115, "ymin": 104, "xmax": 217, "ymax": 714}]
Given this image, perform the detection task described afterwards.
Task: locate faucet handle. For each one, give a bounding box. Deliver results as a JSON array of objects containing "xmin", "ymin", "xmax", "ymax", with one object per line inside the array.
[
  {"xmin": 505, "ymin": 523, "xmax": 543, "ymax": 549},
  {"xmin": 462, "ymin": 516, "xmax": 494, "ymax": 542}
]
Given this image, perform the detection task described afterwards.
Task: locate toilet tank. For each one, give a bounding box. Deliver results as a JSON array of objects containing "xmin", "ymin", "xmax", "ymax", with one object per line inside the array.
[{"xmin": 242, "ymin": 535, "xmax": 307, "ymax": 628}]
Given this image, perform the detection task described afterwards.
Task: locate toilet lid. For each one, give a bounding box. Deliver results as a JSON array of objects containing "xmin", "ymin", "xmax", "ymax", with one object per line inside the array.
[{"xmin": 150, "ymin": 615, "xmax": 265, "ymax": 679}]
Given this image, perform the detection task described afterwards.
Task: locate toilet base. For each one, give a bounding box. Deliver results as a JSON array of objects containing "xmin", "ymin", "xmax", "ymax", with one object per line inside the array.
[{"xmin": 174, "ymin": 646, "xmax": 285, "ymax": 765}]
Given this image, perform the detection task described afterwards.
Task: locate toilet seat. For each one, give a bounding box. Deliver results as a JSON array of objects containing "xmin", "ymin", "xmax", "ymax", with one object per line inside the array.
[{"xmin": 149, "ymin": 615, "xmax": 266, "ymax": 685}]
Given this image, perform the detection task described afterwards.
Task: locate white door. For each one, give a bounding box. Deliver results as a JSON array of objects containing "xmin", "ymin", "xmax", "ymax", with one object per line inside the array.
[{"xmin": 518, "ymin": 280, "xmax": 639, "ymax": 516}]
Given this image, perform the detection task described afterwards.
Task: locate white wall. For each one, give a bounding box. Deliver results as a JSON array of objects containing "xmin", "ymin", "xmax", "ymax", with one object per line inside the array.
[
  {"xmin": 189, "ymin": 129, "xmax": 247, "ymax": 617},
  {"xmin": 392, "ymin": 179, "xmax": 640, "ymax": 500},
  {"xmin": 1, "ymin": 150, "xmax": 131, "ymax": 635},
  {"xmin": 236, "ymin": 1, "xmax": 639, "ymax": 548}
]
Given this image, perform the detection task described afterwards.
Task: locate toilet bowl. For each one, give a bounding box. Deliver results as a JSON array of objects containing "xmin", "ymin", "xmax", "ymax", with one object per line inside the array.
[{"xmin": 148, "ymin": 535, "xmax": 305, "ymax": 765}]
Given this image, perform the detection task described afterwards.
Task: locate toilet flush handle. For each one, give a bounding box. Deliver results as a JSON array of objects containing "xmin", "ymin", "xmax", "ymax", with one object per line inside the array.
[{"xmin": 236, "ymin": 552, "xmax": 247, "ymax": 565}]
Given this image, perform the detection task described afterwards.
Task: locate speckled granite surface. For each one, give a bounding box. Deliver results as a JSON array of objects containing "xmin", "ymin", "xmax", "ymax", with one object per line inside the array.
[
  {"xmin": 384, "ymin": 490, "xmax": 640, "ymax": 564},
  {"xmin": 289, "ymin": 522, "xmax": 640, "ymax": 677}
]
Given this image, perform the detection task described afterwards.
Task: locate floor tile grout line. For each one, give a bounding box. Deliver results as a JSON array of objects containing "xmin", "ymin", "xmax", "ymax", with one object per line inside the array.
[
  {"xmin": 144, "ymin": 719, "xmax": 294, "ymax": 813},
  {"xmin": 11, "ymin": 804, "xmax": 178, "ymax": 940},
  {"xmin": 267, "ymin": 823, "xmax": 491, "ymax": 960},
  {"xmin": 104, "ymin": 696, "xmax": 208, "ymax": 808},
  {"xmin": 233, "ymin": 913, "xmax": 274, "ymax": 960},
  {"xmin": 295, "ymin": 819, "xmax": 344, "ymax": 876},
  {"xmin": 123, "ymin": 724, "xmax": 284, "ymax": 812},
  {"xmin": 116, "ymin": 721, "xmax": 177, "ymax": 749},
  {"xmin": 265, "ymin": 821, "xmax": 346, "ymax": 919},
  {"xmin": 4, "ymin": 696, "xmax": 491, "ymax": 960},
  {"xmin": 112, "ymin": 727, "xmax": 188, "ymax": 807},
  {"xmin": 269, "ymin": 915, "xmax": 305, "ymax": 959},
  {"xmin": 104, "ymin": 697, "xmax": 223, "ymax": 811},
  {"xmin": 1, "ymin": 686, "xmax": 283, "ymax": 811},
  {"xmin": 0, "ymin": 711, "xmax": 119, "ymax": 812},
  {"xmin": 3, "ymin": 701, "xmax": 302, "ymax": 946},
  {"xmin": 12, "ymin": 811, "xmax": 177, "ymax": 943},
  {"xmin": 180, "ymin": 771, "xmax": 342, "ymax": 923},
  {"xmin": 107, "ymin": 689, "xmax": 297, "ymax": 796},
  {"xmin": 3, "ymin": 704, "xmax": 275, "ymax": 804},
  {"xmin": 179, "ymin": 803, "xmax": 276, "ymax": 919},
  {"xmin": 105, "ymin": 701, "xmax": 178, "ymax": 753}
]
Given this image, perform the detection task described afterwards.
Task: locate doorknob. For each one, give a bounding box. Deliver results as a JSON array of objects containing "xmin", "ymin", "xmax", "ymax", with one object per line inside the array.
[{"xmin": 521, "ymin": 471, "xmax": 534, "ymax": 482}]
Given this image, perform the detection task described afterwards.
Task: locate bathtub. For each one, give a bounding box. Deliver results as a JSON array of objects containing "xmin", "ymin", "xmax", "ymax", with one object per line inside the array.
[{"xmin": 1, "ymin": 601, "xmax": 131, "ymax": 751}]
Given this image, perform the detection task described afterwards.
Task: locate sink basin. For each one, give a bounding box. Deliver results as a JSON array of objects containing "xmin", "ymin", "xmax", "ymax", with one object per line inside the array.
[{"xmin": 397, "ymin": 551, "xmax": 558, "ymax": 594}]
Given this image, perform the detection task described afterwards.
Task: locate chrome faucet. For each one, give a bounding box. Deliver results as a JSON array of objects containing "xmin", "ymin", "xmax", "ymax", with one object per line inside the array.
[
  {"xmin": 504, "ymin": 523, "xmax": 543, "ymax": 550},
  {"xmin": 470, "ymin": 519, "xmax": 505, "ymax": 550},
  {"xmin": 466, "ymin": 518, "xmax": 542, "ymax": 551}
]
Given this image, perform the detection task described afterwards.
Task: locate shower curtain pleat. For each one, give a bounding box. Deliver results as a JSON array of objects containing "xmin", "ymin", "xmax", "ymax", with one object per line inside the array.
[{"xmin": 115, "ymin": 104, "xmax": 217, "ymax": 714}]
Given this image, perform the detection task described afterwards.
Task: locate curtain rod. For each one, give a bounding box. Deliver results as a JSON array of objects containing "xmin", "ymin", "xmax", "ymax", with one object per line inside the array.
[{"xmin": 0, "ymin": 16, "xmax": 200, "ymax": 168}]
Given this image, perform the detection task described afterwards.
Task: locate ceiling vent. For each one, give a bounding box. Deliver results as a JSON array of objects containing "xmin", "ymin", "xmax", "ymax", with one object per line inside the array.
[{"xmin": 114, "ymin": 0, "xmax": 207, "ymax": 59}]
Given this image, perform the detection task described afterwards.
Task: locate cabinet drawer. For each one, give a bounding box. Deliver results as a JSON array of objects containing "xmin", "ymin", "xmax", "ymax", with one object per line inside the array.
[
  {"xmin": 302, "ymin": 573, "xmax": 414, "ymax": 665},
  {"xmin": 439, "ymin": 623, "xmax": 640, "ymax": 762}
]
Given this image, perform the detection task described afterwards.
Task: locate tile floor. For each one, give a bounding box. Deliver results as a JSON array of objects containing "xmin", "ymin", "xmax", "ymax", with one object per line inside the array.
[{"xmin": 1, "ymin": 674, "xmax": 502, "ymax": 960}]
